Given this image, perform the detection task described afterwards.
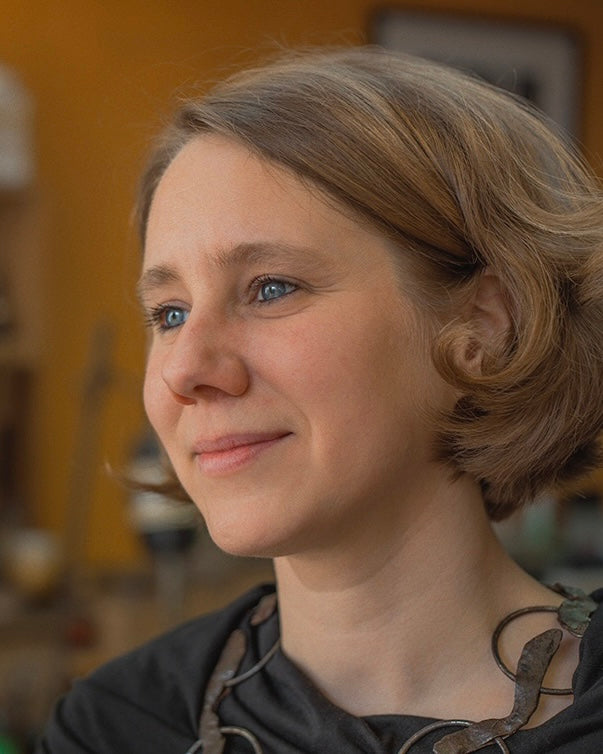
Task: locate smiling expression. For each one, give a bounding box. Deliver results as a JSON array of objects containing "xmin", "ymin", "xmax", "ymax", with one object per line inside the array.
[{"xmin": 140, "ymin": 135, "xmax": 455, "ymax": 558}]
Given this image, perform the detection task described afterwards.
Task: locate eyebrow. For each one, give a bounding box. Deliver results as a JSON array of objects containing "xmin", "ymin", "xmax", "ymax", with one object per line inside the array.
[
  {"xmin": 137, "ymin": 241, "xmax": 328, "ymax": 301},
  {"xmin": 136, "ymin": 264, "xmax": 181, "ymax": 303}
]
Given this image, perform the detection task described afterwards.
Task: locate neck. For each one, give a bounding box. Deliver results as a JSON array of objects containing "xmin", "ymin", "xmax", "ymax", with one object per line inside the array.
[{"xmin": 273, "ymin": 475, "xmax": 561, "ymax": 720}]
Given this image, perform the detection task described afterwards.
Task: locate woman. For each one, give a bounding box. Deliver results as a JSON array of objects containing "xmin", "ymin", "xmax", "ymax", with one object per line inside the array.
[{"xmin": 39, "ymin": 47, "xmax": 603, "ymax": 753}]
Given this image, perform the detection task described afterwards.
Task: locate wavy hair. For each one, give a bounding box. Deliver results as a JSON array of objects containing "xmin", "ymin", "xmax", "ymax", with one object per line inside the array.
[{"xmin": 137, "ymin": 47, "xmax": 603, "ymax": 520}]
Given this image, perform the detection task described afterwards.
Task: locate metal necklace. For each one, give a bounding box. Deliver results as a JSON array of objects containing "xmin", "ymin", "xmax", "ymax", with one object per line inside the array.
[{"xmin": 189, "ymin": 585, "xmax": 597, "ymax": 754}]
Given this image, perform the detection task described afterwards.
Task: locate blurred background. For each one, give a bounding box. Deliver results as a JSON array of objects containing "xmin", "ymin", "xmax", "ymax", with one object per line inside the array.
[{"xmin": 0, "ymin": 0, "xmax": 602, "ymax": 751}]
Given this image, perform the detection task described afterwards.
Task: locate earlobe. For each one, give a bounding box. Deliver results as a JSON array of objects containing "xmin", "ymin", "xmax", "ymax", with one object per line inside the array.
[{"xmin": 459, "ymin": 269, "xmax": 512, "ymax": 374}]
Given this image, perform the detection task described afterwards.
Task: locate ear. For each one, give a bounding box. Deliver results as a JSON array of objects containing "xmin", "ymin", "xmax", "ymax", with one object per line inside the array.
[{"xmin": 458, "ymin": 269, "xmax": 512, "ymax": 374}]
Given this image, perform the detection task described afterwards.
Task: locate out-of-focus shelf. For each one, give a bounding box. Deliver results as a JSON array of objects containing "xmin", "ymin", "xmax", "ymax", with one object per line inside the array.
[
  {"xmin": 0, "ymin": 190, "xmax": 43, "ymax": 369},
  {"xmin": 543, "ymin": 566, "xmax": 603, "ymax": 595},
  {"xmin": 0, "ymin": 183, "xmax": 42, "ymax": 522},
  {"xmin": 0, "ymin": 557, "xmax": 275, "ymax": 742}
]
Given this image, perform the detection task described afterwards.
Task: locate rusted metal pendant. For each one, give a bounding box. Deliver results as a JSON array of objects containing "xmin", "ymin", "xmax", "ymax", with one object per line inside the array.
[
  {"xmin": 404, "ymin": 584, "xmax": 596, "ymax": 753},
  {"xmin": 432, "ymin": 628, "xmax": 561, "ymax": 754},
  {"xmin": 190, "ymin": 586, "xmax": 595, "ymax": 754},
  {"xmin": 552, "ymin": 583, "xmax": 598, "ymax": 637},
  {"xmin": 194, "ymin": 593, "xmax": 278, "ymax": 754},
  {"xmin": 491, "ymin": 584, "xmax": 597, "ymax": 695}
]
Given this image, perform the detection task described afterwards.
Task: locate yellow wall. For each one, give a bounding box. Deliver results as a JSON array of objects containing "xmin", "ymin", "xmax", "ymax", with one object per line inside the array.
[{"xmin": 1, "ymin": 0, "xmax": 601, "ymax": 567}]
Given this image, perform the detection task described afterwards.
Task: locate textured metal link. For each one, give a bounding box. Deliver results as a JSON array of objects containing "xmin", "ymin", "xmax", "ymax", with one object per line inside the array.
[
  {"xmin": 220, "ymin": 726, "xmax": 263, "ymax": 753},
  {"xmin": 491, "ymin": 605, "xmax": 571, "ymax": 695},
  {"xmin": 183, "ymin": 740, "xmax": 204, "ymax": 754},
  {"xmin": 224, "ymin": 639, "xmax": 280, "ymax": 688},
  {"xmin": 190, "ymin": 587, "xmax": 593, "ymax": 754},
  {"xmin": 397, "ymin": 720, "xmax": 509, "ymax": 754}
]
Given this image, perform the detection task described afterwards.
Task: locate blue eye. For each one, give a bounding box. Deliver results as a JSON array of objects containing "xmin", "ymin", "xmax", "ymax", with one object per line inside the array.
[
  {"xmin": 145, "ymin": 305, "xmax": 189, "ymax": 332},
  {"xmin": 163, "ymin": 307, "xmax": 188, "ymax": 328},
  {"xmin": 257, "ymin": 279, "xmax": 297, "ymax": 302}
]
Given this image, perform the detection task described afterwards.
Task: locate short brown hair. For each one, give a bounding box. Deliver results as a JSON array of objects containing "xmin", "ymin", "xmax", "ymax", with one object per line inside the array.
[{"xmin": 137, "ymin": 46, "xmax": 603, "ymax": 520}]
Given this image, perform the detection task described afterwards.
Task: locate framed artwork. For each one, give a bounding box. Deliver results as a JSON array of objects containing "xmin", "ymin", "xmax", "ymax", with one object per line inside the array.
[{"xmin": 373, "ymin": 10, "xmax": 582, "ymax": 138}]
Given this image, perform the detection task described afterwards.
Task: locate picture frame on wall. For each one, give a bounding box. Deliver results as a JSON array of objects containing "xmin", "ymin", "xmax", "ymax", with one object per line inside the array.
[{"xmin": 372, "ymin": 10, "xmax": 582, "ymax": 139}]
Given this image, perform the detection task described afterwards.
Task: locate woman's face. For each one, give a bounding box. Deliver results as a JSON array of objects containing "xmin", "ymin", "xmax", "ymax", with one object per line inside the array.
[{"xmin": 141, "ymin": 135, "xmax": 455, "ymax": 558}]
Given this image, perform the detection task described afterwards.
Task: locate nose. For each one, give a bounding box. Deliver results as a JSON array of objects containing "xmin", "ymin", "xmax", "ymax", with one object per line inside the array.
[{"xmin": 161, "ymin": 315, "xmax": 250, "ymax": 404}]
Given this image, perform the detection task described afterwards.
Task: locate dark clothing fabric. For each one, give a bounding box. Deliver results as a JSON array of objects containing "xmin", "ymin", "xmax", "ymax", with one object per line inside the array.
[{"xmin": 37, "ymin": 585, "xmax": 603, "ymax": 753}]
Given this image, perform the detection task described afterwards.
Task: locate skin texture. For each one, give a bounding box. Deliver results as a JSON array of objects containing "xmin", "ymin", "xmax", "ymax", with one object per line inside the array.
[
  {"xmin": 141, "ymin": 134, "xmax": 580, "ymax": 726},
  {"xmin": 141, "ymin": 134, "xmax": 456, "ymax": 560}
]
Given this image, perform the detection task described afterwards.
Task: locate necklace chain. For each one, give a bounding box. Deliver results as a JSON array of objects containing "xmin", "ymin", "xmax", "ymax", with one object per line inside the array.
[{"xmin": 192, "ymin": 585, "xmax": 596, "ymax": 754}]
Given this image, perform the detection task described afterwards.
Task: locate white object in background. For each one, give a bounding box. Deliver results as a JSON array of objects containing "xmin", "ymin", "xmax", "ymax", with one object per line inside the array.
[
  {"xmin": 0, "ymin": 66, "xmax": 34, "ymax": 189},
  {"xmin": 129, "ymin": 457, "xmax": 200, "ymax": 535},
  {"xmin": 2, "ymin": 527, "xmax": 62, "ymax": 601}
]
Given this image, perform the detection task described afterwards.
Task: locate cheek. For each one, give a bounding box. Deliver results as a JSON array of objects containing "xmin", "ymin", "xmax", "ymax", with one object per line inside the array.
[
  {"xmin": 317, "ymin": 312, "xmax": 440, "ymax": 446},
  {"xmin": 271, "ymin": 310, "xmax": 415, "ymax": 430}
]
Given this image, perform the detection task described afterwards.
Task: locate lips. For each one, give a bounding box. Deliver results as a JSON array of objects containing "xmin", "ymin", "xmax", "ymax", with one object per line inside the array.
[{"xmin": 193, "ymin": 432, "xmax": 292, "ymax": 476}]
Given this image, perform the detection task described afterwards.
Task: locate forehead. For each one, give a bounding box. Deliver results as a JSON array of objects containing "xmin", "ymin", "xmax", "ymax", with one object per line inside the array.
[
  {"xmin": 148, "ymin": 136, "xmax": 323, "ymax": 245},
  {"xmin": 144, "ymin": 134, "xmax": 392, "ymax": 266}
]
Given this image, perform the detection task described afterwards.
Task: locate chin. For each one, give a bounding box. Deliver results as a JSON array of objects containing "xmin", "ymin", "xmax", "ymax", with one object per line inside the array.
[
  {"xmin": 207, "ymin": 530, "xmax": 282, "ymax": 560},
  {"xmin": 204, "ymin": 514, "xmax": 308, "ymax": 560}
]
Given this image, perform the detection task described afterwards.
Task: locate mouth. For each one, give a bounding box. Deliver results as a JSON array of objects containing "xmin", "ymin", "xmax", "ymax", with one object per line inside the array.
[{"xmin": 193, "ymin": 432, "xmax": 292, "ymax": 476}]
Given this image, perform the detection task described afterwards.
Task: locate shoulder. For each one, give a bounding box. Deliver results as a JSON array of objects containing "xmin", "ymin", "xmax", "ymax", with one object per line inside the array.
[{"xmin": 36, "ymin": 583, "xmax": 275, "ymax": 754}]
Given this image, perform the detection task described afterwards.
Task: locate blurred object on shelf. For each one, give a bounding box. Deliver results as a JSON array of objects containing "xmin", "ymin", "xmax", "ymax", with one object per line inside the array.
[
  {"xmin": 0, "ymin": 554, "xmax": 274, "ymax": 749},
  {"xmin": 0, "ymin": 585, "xmax": 20, "ymax": 626},
  {"xmin": 1, "ymin": 528, "xmax": 62, "ymax": 604},
  {"xmin": 557, "ymin": 490, "xmax": 603, "ymax": 568},
  {"xmin": 494, "ymin": 493, "xmax": 560, "ymax": 578},
  {"xmin": 496, "ymin": 488, "xmax": 603, "ymax": 592},
  {"xmin": 0, "ymin": 612, "xmax": 69, "ymax": 754},
  {"xmin": 0, "ymin": 274, "xmax": 13, "ymax": 338},
  {"xmin": 0, "ymin": 67, "xmax": 34, "ymax": 191},
  {"xmin": 128, "ymin": 429, "xmax": 201, "ymax": 626},
  {"xmin": 0, "ymin": 368, "xmax": 32, "ymax": 528},
  {"xmin": 63, "ymin": 322, "xmax": 115, "ymax": 576},
  {"xmin": 0, "ymin": 370, "xmax": 12, "ymax": 518},
  {"xmin": 0, "ymin": 733, "xmax": 19, "ymax": 754}
]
